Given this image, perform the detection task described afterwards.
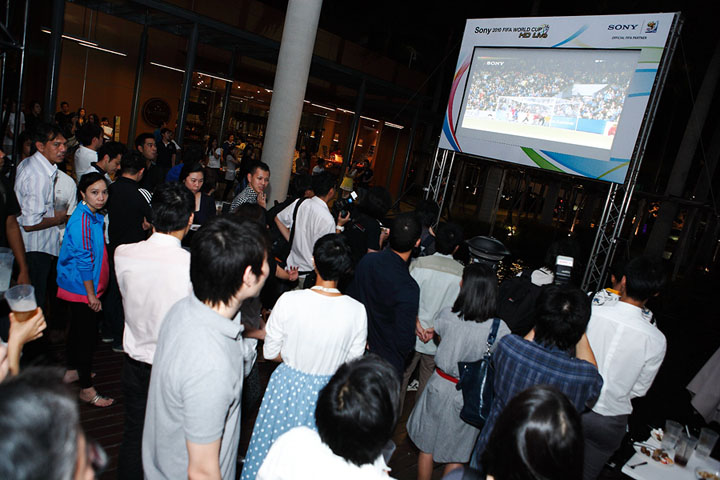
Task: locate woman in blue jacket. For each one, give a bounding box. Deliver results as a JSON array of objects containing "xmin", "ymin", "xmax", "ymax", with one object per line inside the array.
[{"xmin": 58, "ymin": 172, "xmax": 113, "ymax": 407}]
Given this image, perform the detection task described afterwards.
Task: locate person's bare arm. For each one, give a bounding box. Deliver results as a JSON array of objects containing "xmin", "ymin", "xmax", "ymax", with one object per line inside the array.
[
  {"xmin": 275, "ymin": 216, "xmax": 290, "ymax": 242},
  {"xmin": 22, "ymin": 210, "xmax": 67, "ymax": 232},
  {"xmin": 186, "ymin": 439, "xmax": 222, "ymax": 480},
  {"xmin": 575, "ymin": 333, "xmax": 597, "ymax": 367},
  {"xmin": 6, "ymin": 216, "xmax": 29, "ymax": 285},
  {"xmin": 7, "ymin": 310, "xmax": 47, "ymax": 376}
]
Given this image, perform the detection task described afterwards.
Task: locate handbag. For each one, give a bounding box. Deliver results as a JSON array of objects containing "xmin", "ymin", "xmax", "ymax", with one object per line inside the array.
[
  {"xmin": 273, "ymin": 197, "xmax": 307, "ymax": 268},
  {"xmin": 456, "ymin": 318, "xmax": 501, "ymax": 429}
]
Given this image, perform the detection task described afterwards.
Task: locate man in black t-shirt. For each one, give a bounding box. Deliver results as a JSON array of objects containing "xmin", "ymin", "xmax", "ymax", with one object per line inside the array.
[
  {"xmin": 156, "ymin": 128, "xmax": 177, "ymax": 171},
  {"xmin": 54, "ymin": 102, "xmax": 73, "ymax": 129}
]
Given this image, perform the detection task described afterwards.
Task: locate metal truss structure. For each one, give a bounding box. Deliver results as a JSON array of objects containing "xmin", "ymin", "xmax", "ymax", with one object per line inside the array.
[
  {"xmin": 581, "ymin": 13, "xmax": 683, "ymax": 293},
  {"xmin": 424, "ymin": 147, "xmax": 456, "ymax": 226}
]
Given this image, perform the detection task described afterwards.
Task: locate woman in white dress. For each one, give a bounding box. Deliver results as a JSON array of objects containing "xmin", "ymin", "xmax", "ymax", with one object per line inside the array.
[{"xmin": 241, "ymin": 234, "xmax": 367, "ymax": 480}]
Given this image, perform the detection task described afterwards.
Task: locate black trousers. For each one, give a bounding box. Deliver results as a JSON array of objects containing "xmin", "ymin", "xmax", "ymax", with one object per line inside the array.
[
  {"xmin": 26, "ymin": 251, "xmax": 53, "ymax": 308},
  {"xmin": 65, "ymin": 300, "xmax": 99, "ymax": 389},
  {"xmin": 117, "ymin": 355, "xmax": 152, "ymax": 480}
]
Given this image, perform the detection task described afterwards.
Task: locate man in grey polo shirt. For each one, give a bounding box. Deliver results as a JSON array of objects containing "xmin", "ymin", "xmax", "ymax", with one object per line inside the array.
[{"xmin": 142, "ymin": 216, "xmax": 270, "ymax": 480}]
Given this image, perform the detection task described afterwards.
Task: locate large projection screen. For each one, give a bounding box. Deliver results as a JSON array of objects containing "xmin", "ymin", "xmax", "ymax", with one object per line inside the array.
[{"xmin": 440, "ymin": 13, "xmax": 679, "ymax": 183}]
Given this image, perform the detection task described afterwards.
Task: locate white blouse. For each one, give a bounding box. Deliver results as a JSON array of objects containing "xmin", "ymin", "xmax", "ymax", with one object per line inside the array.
[
  {"xmin": 263, "ymin": 289, "xmax": 367, "ymax": 375},
  {"xmin": 258, "ymin": 426, "xmax": 391, "ymax": 480}
]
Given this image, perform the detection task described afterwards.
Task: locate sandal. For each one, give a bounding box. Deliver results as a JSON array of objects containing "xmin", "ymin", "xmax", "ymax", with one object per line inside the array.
[{"xmin": 83, "ymin": 393, "xmax": 115, "ymax": 408}]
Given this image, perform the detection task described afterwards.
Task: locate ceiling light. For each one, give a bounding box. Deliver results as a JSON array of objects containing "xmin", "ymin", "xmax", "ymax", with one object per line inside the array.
[
  {"xmin": 79, "ymin": 42, "xmax": 126, "ymax": 56},
  {"xmin": 41, "ymin": 29, "xmax": 98, "ymax": 46},
  {"xmin": 311, "ymin": 103, "xmax": 334, "ymax": 112}
]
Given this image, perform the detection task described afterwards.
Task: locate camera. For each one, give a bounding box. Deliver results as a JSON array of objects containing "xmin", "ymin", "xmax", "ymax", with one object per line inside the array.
[
  {"xmin": 334, "ymin": 191, "xmax": 358, "ymax": 218},
  {"xmin": 554, "ymin": 255, "xmax": 574, "ymax": 285}
]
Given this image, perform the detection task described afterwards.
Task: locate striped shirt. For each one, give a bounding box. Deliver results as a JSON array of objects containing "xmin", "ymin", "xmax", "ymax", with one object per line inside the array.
[
  {"xmin": 474, "ymin": 334, "xmax": 603, "ymax": 458},
  {"xmin": 230, "ymin": 184, "xmax": 258, "ymax": 212},
  {"xmin": 14, "ymin": 150, "xmax": 61, "ymax": 256}
]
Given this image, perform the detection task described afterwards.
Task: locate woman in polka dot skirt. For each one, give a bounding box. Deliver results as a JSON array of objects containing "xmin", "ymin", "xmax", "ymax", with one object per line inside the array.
[{"xmin": 240, "ymin": 234, "xmax": 367, "ymax": 480}]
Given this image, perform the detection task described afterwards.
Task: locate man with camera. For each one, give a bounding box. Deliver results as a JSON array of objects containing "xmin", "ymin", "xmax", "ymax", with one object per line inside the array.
[{"xmin": 274, "ymin": 172, "xmax": 349, "ymax": 286}]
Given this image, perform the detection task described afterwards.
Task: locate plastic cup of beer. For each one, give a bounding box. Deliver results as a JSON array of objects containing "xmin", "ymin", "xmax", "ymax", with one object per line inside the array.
[{"xmin": 4, "ymin": 284, "xmax": 38, "ymax": 322}]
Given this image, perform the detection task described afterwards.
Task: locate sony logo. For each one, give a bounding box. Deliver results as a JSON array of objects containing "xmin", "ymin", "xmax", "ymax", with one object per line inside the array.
[{"xmin": 608, "ymin": 24, "xmax": 638, "ymax": 30}]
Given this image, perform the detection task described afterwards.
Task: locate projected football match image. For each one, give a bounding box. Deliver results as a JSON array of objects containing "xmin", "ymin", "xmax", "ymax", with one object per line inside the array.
[{"xmin": 459, "ymin": 47, "xmax": 640, "ymax": 150}]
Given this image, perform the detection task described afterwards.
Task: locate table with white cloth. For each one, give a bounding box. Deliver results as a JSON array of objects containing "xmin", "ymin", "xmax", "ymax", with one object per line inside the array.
[{"xmin": 622, "ymin": 435, "xmax": 720, "ymax": 480}]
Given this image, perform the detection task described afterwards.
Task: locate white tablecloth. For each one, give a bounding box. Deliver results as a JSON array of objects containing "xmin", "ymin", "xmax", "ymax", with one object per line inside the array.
[{"xmin": 622, "ymin": 436, "xmax": 720, "ymax": 480}]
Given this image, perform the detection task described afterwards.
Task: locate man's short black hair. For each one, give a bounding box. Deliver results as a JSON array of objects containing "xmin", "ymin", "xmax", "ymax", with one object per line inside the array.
[
  {"xmin": 248, "ymin": 161, "xmax": 270, "ymax": 176},
  {"xmin": 311, "ymin": 171, "xmax": 336, "ymax": 198},
  {"xmin": 434, "ymin": 222, "xmax": 464, "ymax": 255},
  {"xmin": 97, "ymin": 141, "xmax": 126, "ymax": 163},
  {"xmin": 120, "ymin": 150, "xmax": 147, "ymax": 175},
  {"xmin": 313, "ymin": 234, "xmax": 353, "ymax": 282},
  {"xmin": 624, "ymin": 256, "xmax": 666, "ymax": 302},
  {"xmin": 32, "ymin": 122, "xmax": 62, "ymax": 146},
  {"xmin": 190, "ymin": 216, "xmax": 268, "ymax": 307},
  {"xmin": 533, "ymin": 285, "xmax": 591, "ymax": 352},
  {"xmin": 60, "ymin": 101, "xmax": 69, "ymax": 107},
  {"xmin": 152, "ymin": 182, "xmax": 194, "ymax": 233},
  {"xmin": 76, "ymin": 122, "xmax": 103, "ymax": 146},
  {"xmin": 389, "ymin": 213, "xmax": 421, "ymax": 253},
  {"xmin": 290, "ymin": 174, "xmax": 312, "ymax": 198},
  {"xmin": 160, "ymin": 127, "xmax": 171, "ymax": 135},
  {"xmin": 134, "ymin": 132, "xmax": 155, "ymax": 150},
  {"xmin": 315, "ymin": 355, "xmax": 400, "ymax": 467},
  {"xmin": 0, "ymin": 368, "xmax": 80, "ymax": 480}
]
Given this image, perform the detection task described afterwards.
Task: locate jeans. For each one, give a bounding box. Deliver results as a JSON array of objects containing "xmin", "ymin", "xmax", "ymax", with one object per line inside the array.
[{"xmin": 117, "ymin": 355, "xmax": 152, "ymax": 480}]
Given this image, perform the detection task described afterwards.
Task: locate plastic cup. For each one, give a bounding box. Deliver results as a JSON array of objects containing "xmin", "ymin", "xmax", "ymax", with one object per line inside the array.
[
  {"xmin": 663, "ymin": 420, "xmax": 683, "ymax": 450},
  {"xmin": 4, "ymin": 284, "xmax": 38, "ymax": 322},
  {"xmin": 674, "ymin": 434, "xmax": 698, "ymax": 467},
  {"xmin": 696, "ymin": 428, "xmax": 720, "ymax": 460},
  {"xmin": 0, "ymin": 246, "xmax": 14, "ymax": 293}
]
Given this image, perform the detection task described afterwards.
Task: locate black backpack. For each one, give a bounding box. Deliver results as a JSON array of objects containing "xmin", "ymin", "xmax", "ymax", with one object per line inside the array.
[{"xmin": 497, "ymin": 270, "xmax": 543, "ymax": 336}]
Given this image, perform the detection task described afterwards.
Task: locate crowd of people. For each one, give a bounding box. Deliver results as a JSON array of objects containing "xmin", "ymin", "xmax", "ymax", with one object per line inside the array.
[
  {"xmin": 0, "ymin": 97, "xmax": 671, "ymax": 480},
  {"xmin": 464, "ymin": 56, "xmax": 634, "ymax": 125}
]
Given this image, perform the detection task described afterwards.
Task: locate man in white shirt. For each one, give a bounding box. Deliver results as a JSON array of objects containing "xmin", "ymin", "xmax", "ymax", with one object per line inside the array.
[
  {"xmin": 582, "ymin": 256, "xmax": 667, "ymax": 480},
  {"xmin": 115, "ymin": 182, "xmax": 195, "ymax": 480},
  {"xmin": 401, "ymin": 222, "xmax": 464, "ymax": 403},
  {"xmin": 74, "ymin": 122, "xmax": 103, "ymax": 180},
  {"xmin": 275, "ymin": 172, "xmax": 349, "ymax": 285},
  {"xmin": 14, "ymin": 123, "xmax": 68, "ymax": 305}
]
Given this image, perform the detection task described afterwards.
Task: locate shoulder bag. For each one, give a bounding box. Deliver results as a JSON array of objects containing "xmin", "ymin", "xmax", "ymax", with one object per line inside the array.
[{"xmin": 456, "ymin": 317, "xmax": 501, "ymax": 429}]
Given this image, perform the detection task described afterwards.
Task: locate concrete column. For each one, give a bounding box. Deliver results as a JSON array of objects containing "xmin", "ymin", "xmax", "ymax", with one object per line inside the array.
[{"xmin": 263, "ymin": 0, "xmax": 324, "ymax": 204}]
